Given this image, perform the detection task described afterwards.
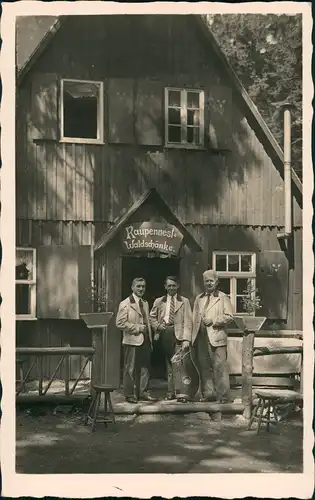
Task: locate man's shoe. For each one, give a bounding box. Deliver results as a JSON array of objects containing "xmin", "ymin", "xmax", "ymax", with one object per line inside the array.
[
  {"xmin": 139, "ymin": 393, "xmax": 158, "ymax": 402},
  {"xmin": 199, "ymin": 395, "xmax": 217, "ymax": 402},
  {"xmin": 125, "ymin": 396, "xmax": 138, "ymax": 404},
  {"xmin": 177, "ymin": 397, "xmax": 189, "ymax": 403},
  {"xmin": 165, "ymin": 393, "xmax": 176, "ymax": 401}
]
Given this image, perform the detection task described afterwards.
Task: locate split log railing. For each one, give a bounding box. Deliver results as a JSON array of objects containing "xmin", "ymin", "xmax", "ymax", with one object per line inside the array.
[
  {"xmin": 17, "ymin": 330, "xmax": 303, "ymax": 420},
  {"xmin": 241, "ymin": 331, "xmax": 303, "ymax": 419}
]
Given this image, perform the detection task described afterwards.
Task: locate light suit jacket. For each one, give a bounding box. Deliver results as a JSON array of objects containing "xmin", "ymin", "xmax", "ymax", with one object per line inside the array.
[
  {"xmin": 116, "ymin": 295, "xmax": 152, "ymax": 347},
  {"xmin": 149, "ymin": 294, "xmax": 192, "ymax": 342},
  {"xmin": 192, "ymin": 291, "xmax": 234, "ymax": 347}
]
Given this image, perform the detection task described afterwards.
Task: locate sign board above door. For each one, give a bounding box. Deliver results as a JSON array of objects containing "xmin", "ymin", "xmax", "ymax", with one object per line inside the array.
[{"xmin": 121, "ymin": 222, "xmax": 183, "ymax": 256}]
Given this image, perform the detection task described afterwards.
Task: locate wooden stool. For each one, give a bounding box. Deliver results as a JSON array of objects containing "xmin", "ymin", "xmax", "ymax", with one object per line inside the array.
[
  {"xmin": 248, "ymin": 389, "xmax": 301, "ymax": 434},
  {"xmin": 84, "ymin": 385, "xmax": 116, "ymax": 432}
]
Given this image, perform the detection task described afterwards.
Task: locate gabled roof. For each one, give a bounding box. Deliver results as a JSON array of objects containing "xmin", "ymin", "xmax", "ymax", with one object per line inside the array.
[
  {"xmin": 94, "ymin": 188, "xmax": 202, "ymax": 253},
  {"xmin": 194, "ymin": 16, "xmax": 302, "ymax": 200},
  {"xmin": 16, "ymin": 14, "xmax": 302, "ymax": 198},
  {"xmin": 16, "ymin": 16, "xmax": 61, "ymax": 83}
]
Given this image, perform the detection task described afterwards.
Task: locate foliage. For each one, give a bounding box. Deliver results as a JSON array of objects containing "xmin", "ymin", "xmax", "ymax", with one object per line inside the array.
[
  {"xmin": 207, "ymin": 14, "xmax": 302, "ymax": 180},
  {"xmin": 241, "ymin": 279, "xmax": 263, "ymax": 314}
]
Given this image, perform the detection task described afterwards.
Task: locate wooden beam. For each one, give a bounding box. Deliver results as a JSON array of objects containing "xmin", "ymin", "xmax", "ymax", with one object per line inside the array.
[
  {"xmin": 253, "ymin": 346, "xmax": 303, "ymax": 357},
  {"xmin": 16, "ymin": 394, "xmax": 244, "ymax": 414},
  {"xmin": 231, "ymin": 375, "xmax": 298, "ymax": 388},
  {"xmin": 17, "ymin": 394, "xmax": 91, "ymax": 405},
  {"xmin": 16, "ymin": 347, "xmax": 95, "ymax": 355},
  {"xmin": 227, "ymin": 329, "xmax": 303, "ymax": 338}
]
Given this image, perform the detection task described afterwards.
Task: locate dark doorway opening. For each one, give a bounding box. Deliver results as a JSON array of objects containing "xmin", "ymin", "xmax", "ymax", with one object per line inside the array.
[{"xmin": 121, "ymin": 255, "xmax": 181, "ymax": 380}]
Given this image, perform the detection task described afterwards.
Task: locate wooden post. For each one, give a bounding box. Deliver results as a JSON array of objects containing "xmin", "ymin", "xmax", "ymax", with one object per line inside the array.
[
  {"xmin": 80, "ymin": 313, "xmax": 118, "ymax": 388},
  {"xmin": 38, "ymin": 356, "xmax": 43, "ymax": 396},
  {"xmin": 91, "ymin": 327, "xmax": 104, "ymax": 385},
  {"xmin": 64, "ymin": 353, "xmax": 70, "ymax": 396},
  {"xmin": 242, "ymin": 331, "xmax": 255, "ymax": 420}
]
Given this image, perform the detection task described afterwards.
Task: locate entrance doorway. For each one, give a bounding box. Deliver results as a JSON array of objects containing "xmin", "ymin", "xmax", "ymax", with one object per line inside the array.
[
  {"xmin": 121, "ymin": 256, "xmax": 181, "ymax": 379},
  {"xmin": 122, "ymin": 256, "xmax": 180, "ymax": 307}
]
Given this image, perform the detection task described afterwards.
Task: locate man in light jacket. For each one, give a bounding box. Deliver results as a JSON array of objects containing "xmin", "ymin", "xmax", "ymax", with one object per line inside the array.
[
  {"xmin": 116, "ymin": 277, "xmax": 157, "ymax": 403},
  {"xmin": 192, "ymin": 269, "xmax": 234, "ymax": 403},
  {"xmin": 149, "ymin": 276, "xmax": 192, "ymax": 401}
]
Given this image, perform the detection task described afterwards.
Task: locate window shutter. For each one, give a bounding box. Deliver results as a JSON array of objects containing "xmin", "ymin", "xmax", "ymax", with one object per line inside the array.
[
  {"xmin": 256, "ymin": 250, "xmax": 289, "ymax": 320},
  {"xmin": 205, "ymin": 84, "xmax": 232, "ymax": 150},
  {"xmin": 135, "ymin": 81, "xmax": 163, "ymax": 146},
  {"xmin": 107, "ymin": 78, "xmax": 134, "ymax": 144},
  {"xmin": 31, "ymin": 73, "xmax": 59, "ymax": 140},
  {"xmin": 37, "ymin": 245, "xmax": 92, "ymax": 319}
]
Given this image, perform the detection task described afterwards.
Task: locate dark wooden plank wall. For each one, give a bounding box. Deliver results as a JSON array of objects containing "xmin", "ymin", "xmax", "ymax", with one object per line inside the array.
[
  {"xmin": 16, "ymin": 220, "xmax": 302, "ymax": 327},
  {"xmin": 16, "ymin": 140, "xmax": 302, "ymax": 227},
  {"xmin": 16, "ymin": 220, "xmax": 111, "ymax": 247},
  {"xmin": 17, "ymin": 15, "xmax": 302, "ymax": 227}
]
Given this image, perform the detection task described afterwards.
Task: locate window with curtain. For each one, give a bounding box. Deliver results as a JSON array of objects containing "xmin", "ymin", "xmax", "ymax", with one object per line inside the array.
[{"xmin": 212, "ymin": 251, "xmax": 257, "ymax": 315}]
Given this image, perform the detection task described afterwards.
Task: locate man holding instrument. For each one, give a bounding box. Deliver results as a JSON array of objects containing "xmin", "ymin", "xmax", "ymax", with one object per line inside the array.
[{"xmin": 149, "ymin": 276, "xmax": 193, "ymax": 402}]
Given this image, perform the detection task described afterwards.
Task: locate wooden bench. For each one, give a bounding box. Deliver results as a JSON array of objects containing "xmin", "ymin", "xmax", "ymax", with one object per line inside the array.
[{"xmin": 248, "ymin": 388, "xmax": 302, "ymax": 434}]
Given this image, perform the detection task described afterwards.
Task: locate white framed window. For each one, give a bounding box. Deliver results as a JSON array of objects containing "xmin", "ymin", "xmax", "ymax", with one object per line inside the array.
[
  {"xmin": 212, "ymin": 251, "xmax": 257, "ymax": 315},
  {"xmin": 16, "ymin": 248, "xmax": 36, "ymax": 320},
  {"xmin": 60, "ymin": 79, "xmax": 104, "ymax": 144},
  {"xmin": 165, "ymin": 88, "xmax": 204, "ymax": 148}
]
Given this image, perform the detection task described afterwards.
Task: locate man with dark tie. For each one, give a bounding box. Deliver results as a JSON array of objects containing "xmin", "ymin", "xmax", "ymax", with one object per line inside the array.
[
  {"xmin": 116, "ymin": 277, "xmax": 157, "ymax": 403},
  {"xmin": 192, "ymin": 270, "xmax": 234, "ymax": 403},
  {"xmin": 149, "ymin": 276, "xmax": 192, "ymax": 402}
]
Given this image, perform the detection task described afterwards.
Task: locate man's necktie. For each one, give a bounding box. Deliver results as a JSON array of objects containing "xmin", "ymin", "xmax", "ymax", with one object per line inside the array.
[
  {"xmin": 203, "ymin": 294, "xmax": 211, "ymax": 312},
  {"xmin": 168, "ymin": 296, "xmax": 175, "ymax": 325}
]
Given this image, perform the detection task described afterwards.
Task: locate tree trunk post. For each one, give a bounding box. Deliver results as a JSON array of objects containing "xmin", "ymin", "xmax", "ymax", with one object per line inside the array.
[
  {"xmin": 242, "ymin": 331, "xmax": 255, "ymax": 420},
  {"xmin": 80, "ymin": 312, "xmax": 115, "ymax": 390}
]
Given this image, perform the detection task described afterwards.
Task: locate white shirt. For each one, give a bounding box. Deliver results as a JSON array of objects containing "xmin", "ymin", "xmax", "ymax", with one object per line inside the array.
[
  {"xmin": 132, "ymin": 293, "xmax": 146, "ymax": 325},
  {"xmin": 163, "ymin": 295, "xmax": 176, "ymax": 324}
]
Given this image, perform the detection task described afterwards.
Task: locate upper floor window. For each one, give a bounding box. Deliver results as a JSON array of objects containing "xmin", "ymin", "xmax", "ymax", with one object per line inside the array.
[
  {"xmin": 16, "ymin": 248, "xmax": 36, "ymax": 319},
  {"xmin": 60, "ymin": 79, "xmax": 104, "ymax": 144},
  {"xmin": 165, "ymin": 88, "xmax": 204, "ymax": 148},
  {"xmin": 213, "ymin": 251, "xmax": 257, "ymax": 315}
]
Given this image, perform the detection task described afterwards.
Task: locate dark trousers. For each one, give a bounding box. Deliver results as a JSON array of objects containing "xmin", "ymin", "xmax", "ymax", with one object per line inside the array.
[
  {"xmin": 160, "ymin": 325, "xmax": 181, "ymax": 395},
  {"xmin": 194, "ymin": 324, "xmax": 230, "ymax": 402},
  {"xmin": 123, "ymin": 340, "xmax": 151, "ymax": 399}
]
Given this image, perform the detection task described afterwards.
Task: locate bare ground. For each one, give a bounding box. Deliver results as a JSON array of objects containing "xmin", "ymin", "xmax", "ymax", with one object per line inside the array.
[{"xmin": 16, "ymin": 405, "xmax": 303, "ymax": 474}]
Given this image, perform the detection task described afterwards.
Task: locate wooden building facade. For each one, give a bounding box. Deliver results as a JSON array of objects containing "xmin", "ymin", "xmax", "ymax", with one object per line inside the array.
[{"xmin": 16, "ymin": 15, "xmax": 303, "ymax": 382}]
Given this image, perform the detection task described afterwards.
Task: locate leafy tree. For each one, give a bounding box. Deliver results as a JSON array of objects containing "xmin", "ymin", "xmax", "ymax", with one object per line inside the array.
[{"xmin": 207, "ymin": 14, "xmax": 302, "ymax": 180}]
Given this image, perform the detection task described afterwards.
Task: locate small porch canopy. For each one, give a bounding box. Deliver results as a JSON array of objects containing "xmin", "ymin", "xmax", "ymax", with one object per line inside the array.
[{"xmin": 94, "ymin": 188, "xmax": 202, "ymax": 254}]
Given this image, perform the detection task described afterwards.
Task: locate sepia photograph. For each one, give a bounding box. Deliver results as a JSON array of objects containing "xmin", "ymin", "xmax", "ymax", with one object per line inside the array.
[{"xmin": 0, "ymin": 1, "xmax": 313, "ymax": 498}]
